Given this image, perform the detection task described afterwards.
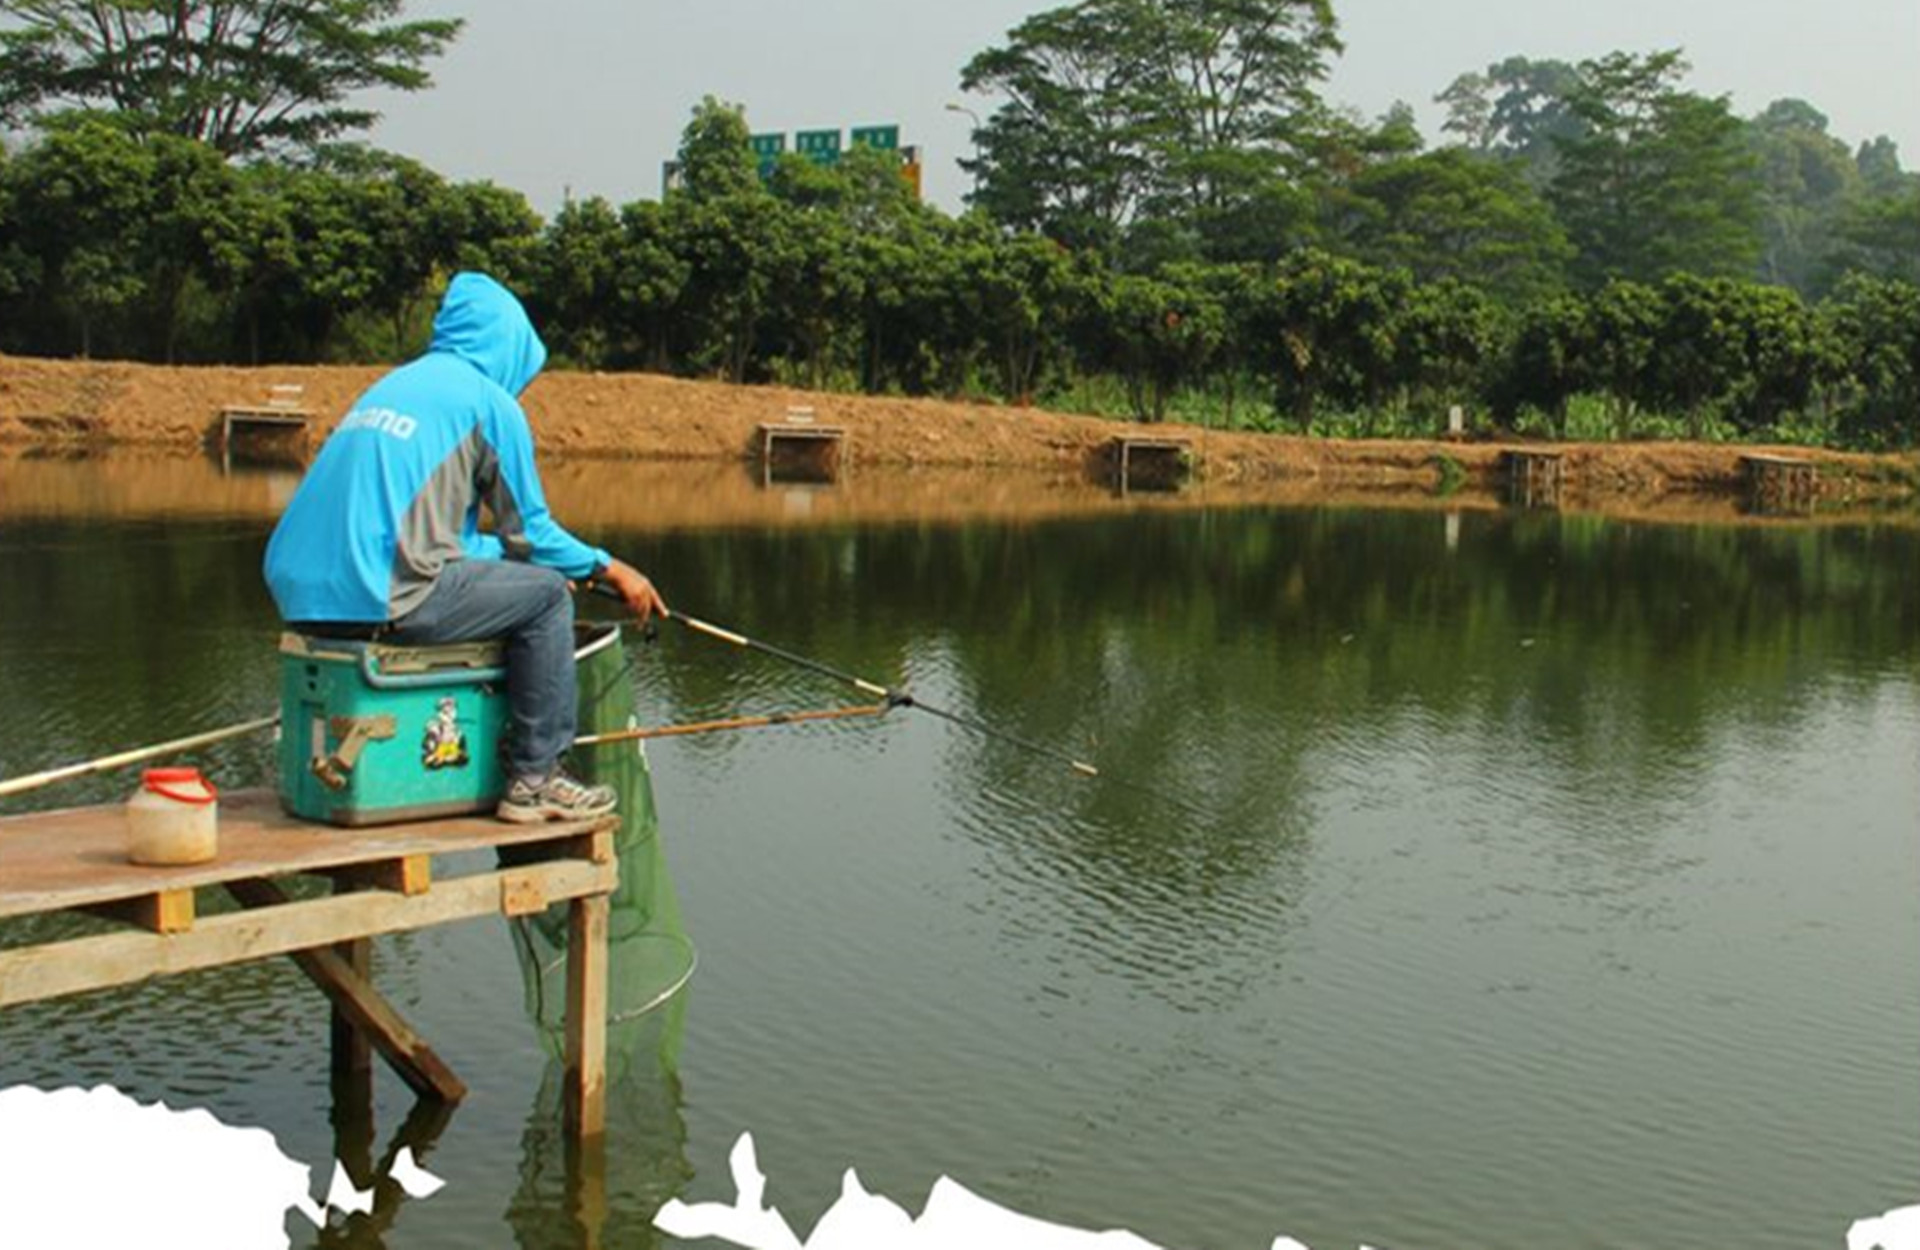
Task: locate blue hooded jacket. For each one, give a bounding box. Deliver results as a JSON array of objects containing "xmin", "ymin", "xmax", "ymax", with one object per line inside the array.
[{"xmin": 263, "ymin": 273, "xmax": 610, "ymax": 623}]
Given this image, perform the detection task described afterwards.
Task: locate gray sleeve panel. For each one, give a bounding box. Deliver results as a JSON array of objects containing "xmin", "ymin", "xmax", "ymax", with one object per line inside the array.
[
  {"xmin": 479, "ymin": 435, "xmax": 535, "ymax": 562},
  {"xmin": 387, "ymin": 427, "xmax": 490, "ymax": 620}
]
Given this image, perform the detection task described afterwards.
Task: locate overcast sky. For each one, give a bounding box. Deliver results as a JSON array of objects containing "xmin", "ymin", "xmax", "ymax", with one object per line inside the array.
[{"xmin": 368, "ymin": 0, "xmax": 1920, "ymax": 215}]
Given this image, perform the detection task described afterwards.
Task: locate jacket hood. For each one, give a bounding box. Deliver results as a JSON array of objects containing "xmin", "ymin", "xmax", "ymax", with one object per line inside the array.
[{"xmin": 429, "ymin": 272, "xmax": 547, "ymax": 395}]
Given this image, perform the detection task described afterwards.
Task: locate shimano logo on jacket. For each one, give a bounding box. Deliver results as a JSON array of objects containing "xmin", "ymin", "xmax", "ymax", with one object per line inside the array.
[{"xmin": 337, "ymin": 407, "xmax": 419, "ymax": 439}]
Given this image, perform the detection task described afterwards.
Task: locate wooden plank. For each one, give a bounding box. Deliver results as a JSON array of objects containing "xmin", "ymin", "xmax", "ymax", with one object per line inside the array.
[
  {"xmin": 219, "ymin": 414, "xmax": 312, "ymax": 430},
  {"xmin": 0, "ymin": 857, "xmax": 615, "ymax": 1007},
  {"xmin": 757, "ymin": 423, "xmax": 846, "ymax": 439},
  {"xmin": 0, "ymin": 790, "xmax": 614, "ymax": 919},
  {"xmin": 81, "ymin": 888, "xmax": 196, "ymax": 935},
  {"xmin": 227, "ymin": 877, "xmax": 466, "ymax": 1102},
  {"xmin": 326, "ymin": 854, "xmax": 432, "ymax": 896},
  {"xmin": 564, "ymin": 893, "xmax": 610, "ymax": 1140}
]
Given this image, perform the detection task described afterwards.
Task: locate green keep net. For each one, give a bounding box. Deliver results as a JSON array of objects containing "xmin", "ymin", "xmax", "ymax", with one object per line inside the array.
[{"xmin": 506, "ymin": 622, "xmax": 695, "ymax": 1081}]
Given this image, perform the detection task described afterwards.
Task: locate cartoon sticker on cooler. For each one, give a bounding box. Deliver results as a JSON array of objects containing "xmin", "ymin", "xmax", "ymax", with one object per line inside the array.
[{"xmin": 421, "ymin": 697, "xmax": 470, "ymax": 770}]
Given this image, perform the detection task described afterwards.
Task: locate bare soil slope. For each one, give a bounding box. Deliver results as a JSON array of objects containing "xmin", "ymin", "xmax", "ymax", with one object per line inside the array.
[{"xmin": 2, "ymin": 353, "xmax": 1912, "ymax": 505}]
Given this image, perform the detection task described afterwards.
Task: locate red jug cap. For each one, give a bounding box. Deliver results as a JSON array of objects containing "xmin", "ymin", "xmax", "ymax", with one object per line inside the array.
[{"xmin": 143, "ymin": 767, "xmax": 218, "ymax": 805}]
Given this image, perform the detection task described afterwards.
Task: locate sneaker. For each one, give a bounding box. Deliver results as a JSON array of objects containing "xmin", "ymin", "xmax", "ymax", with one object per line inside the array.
[{"xmin": 496, "ymin": 770, "xmax": 618, "ymax": 823}]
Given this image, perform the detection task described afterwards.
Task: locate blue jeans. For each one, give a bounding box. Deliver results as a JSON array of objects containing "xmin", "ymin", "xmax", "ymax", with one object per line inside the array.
[{"xmin": 387, "ymin": 559, "xmax": 575, "ymax": 782}]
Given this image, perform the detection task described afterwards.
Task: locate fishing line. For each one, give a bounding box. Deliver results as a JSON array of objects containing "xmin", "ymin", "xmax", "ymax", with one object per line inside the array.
[{"xmin": 585, "ymin": 587, "xmax": 1208, "ymax": 817}]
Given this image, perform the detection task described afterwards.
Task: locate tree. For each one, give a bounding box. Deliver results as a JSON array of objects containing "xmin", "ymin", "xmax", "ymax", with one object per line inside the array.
[
  {"xmin": 1644, "ymin": 274, "xmax": 1821, "ymax": 437},
  {"xmin": 1436, "ymin": 55, "xmax": 1584, "ymax": 187},
  {"xmin": 1579, "ymin": 280, "xmax": 1663, "ymax": 433},
  {"xmin": 1747, "ymin": 99, "xmax": 1861, "ymax": 293},
  {"xmin": 0, "ymin": 0, "xmax": 461, "ymax": 157},
  {"xmin": 1390, "ymin": 279, "xmax": 1507, "ymax": 425},
  {"xmin": 1855, "ymin": 136, "xmax": 1909, "ymax": 195},
  {"xmin": 1549, "ymin": 50, "xmax": 1762, "ymax": 287},
  {"xmin": 1824, "ymin": 183, "xmax": 1920, "ymax": 288},
  {"xmin": 1821, "ymin": 275, "xmax": 1920, "ymax": 448},
  {"xmin": 138, "ymin": 131, "xmax": 243, "ymax": 361},
  {"xmin": 613, "ymin": 200, "xmax": 690, "ymax": 372},
  {"xmin": 980, "ymin": 231, "xmax": 1092, "ymax": 402},
  {"xmin": 439, "ymin": 180, "xmax": 541, "ymax": 283},
  {"xmin": 1133, "ymin": 0, "xmax": 1343, "ymax": 226},
  {"xmin": 0, "ymin": 144, "xmax": 32, "ymax": 317},
  {"xmin": 1246, "ymin": 249, "xmax": 1406, "ymax": 428},
  {"xmin": 4, "ymin": 114, "xmax": 154, "ymax": 354},
  {"xmin": 959, "ymin": 0, "xmax": 1341, "ymax": 256},
  {"xmin": 1503, "ymin": 294, "xmax": 1591, "ymax": 434},
  {"xmin": 673, "ymin": 97, "xmax": 761, "ymax": 202},
  {"xmin": 665, "ymin": 99, "xmax": 785, "ymax": 382},
  {"xmin": 958, "ymin": 3, "xmax": 1159, "ymax": 250},
  {"xmin": 1333, "ymin": 147, "xmax": 1571, "ymax": 303},
  {"xmin": 524, "ymin": 196, "xmax": 625, "ymax": 368},
  {"xmin": 1095, "ymin": 266, "xmax": 1227, "ymax": 421}
]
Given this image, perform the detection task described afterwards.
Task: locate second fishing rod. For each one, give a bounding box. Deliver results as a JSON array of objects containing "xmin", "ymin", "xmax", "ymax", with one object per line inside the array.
[{"xmin": 587, "ymin": 585, "xmax": 1207, "ymax": 817}]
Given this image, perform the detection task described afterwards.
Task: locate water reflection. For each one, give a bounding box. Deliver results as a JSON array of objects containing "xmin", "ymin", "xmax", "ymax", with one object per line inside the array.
[
  {"xmin": 12, "ymin": 448, "xmax": 1911, "ymax": 533},
  {"xmin": 503, "ymin": 1012, "xmax": 691, "ymax": 1250},
  {"xmin": 2, "ymin": 468, "xmax": 1915, "ymax": 1250}
]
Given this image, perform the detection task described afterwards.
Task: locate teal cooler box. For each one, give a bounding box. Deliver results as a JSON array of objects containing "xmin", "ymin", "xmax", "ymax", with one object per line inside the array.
[{"xmin": 278, "ymin": 632, "xmax": 510, "ymax": 826}]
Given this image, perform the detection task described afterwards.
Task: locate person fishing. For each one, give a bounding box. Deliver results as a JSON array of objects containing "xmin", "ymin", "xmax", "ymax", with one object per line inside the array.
[{"xmin": 263, "ymin": 271, "xmax": 667, "ymax": 822}]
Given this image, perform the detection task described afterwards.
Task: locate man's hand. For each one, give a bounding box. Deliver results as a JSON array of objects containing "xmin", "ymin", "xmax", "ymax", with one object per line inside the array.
[{"xmin": 597, "ymin": 559, "xmax": 668, "ymax": 625}]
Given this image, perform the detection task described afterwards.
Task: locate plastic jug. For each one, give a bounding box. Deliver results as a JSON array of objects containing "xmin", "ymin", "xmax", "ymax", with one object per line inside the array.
[{"xmin": 127, "ymin": 767, "xmax": 219, "ymax": 866}]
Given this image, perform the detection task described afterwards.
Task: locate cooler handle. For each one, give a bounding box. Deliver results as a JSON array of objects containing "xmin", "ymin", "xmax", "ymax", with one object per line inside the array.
[{"xmin": 359, "ymin": 651, "xmax": 507, "ymax": 689}]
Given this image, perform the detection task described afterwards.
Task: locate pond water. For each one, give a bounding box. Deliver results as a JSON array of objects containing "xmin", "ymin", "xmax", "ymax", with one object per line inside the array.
[{"xmin": 0, "ymin": 459, "xmax": 1915, "ymax": 1250}]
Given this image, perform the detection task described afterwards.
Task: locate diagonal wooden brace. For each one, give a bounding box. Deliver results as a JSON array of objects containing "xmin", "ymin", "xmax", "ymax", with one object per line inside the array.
[{"xmin": 226, "ymin": 877, "xmax": 466, "ymax": 1103}]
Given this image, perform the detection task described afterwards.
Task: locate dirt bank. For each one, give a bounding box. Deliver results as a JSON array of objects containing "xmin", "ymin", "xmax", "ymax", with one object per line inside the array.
[{"xmin": 3, "ymin": 352, "xmax": 1914, "ymax": 506}]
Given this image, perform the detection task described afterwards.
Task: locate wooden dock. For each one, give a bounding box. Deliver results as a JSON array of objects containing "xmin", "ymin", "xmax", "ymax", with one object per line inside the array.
[
  {"xmin": 1503, "ymin": 448, "xmax": 1565, "ymax": 508},
  {"xmin": 1741, "ymin": 453, "xmax": 1818, "ymax": 514},
  {"xmin": 0, "ymin": 789, "xmax": 619, "ymax": 1140},
  {"xmin": 1110, "ymin": 435, "xmax": 1193, "ymax": 492},
  {"xmin": 758, "ymin": 410, "xmax": 847, "ymax": 485},
  {"xmin": 219, "ymin": 384, "xmax": 313, "ymax": 469}
]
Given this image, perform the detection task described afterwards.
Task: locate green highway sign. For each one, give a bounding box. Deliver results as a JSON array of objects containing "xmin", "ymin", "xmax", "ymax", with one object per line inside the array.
[
  {"xmin": 794, "ymin": 130, "xmax": 842, "ymax": 165},
  {"xmin": 850, "ymin": 125, "xmax": 900, "ymax": 151}
]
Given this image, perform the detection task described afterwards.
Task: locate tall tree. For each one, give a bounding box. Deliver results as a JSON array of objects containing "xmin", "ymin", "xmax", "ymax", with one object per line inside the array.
[
  {"xmin": 1332, "ymin": 147, "xmax": 1571, "ymax": 303},
  {"xmin": 958, "ymin": 2, "xmax": 1160, "ymax": 250},
  {"xmin": 1549, "ymin": 50, "xmax": 1761, "ymax": 287},
  {"xmin": 0, "ymin": 0, "xmax": 461, "ymax": 157},
  {"xmin": 959, "ymin": 0, "xmax": 1340, "ymax": 256},
  {"xmin": 1825, "ymin": 184, "xmax": 1920, "ymax": 287},
  {"xmin": 3, "ymin": 114, "xmax": 154, "ymax": 354},
  {"xmin": 1821, "ymin": 275, "xmax": 1919, "ymax": 449},
  {"xmin": 1747, "ymin": 99, "xmax": 1861, "ymax": 293},
  {"xmin": 1436, "ymin": 55, "xmax": 1584, "ymax": 188}
]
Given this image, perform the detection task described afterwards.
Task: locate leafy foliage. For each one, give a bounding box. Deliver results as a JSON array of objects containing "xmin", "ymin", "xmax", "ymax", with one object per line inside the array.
[
  {"xmin": 0, "ymin": 0, "xmax": 461, "ymax": 156},
  {"xmin": 1549, "ymin": 51, "xmax": 1762, "ymax": 287},
  {"xmin": 0, "ymin": 44, "xmax": 1913, "ymax": 456},
  {"xmin": 960, "ymin": 0, "xmax": 1340, "ymax": 257}
]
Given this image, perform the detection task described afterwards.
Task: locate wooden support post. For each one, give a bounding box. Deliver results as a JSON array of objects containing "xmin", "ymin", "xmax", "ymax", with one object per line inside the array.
[
  {"xmin": 567, "ymin": 1131, "xmax": 610, "ymax": 1250},
  {"xmin": 328, "ymin": 854, "xmax": 432, "ymax": 896},
  {"xmin": 564, "ymin": 893, "xmax": 610, "ymax": 1139},
  {"xmin": 83, "ymin": 889, "xmax": 196, "ymax": 935},
  {"xmin": 330, "ymin": 878, "xmax": 374, "ymax": 1099},
  {"xmin": 227, "ymin": 877, "xmax": 467, "ymax": 1103}
]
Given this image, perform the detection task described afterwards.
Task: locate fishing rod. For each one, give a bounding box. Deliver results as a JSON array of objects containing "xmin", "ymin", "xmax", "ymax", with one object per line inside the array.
[
  {"xmin": 0, "ymin": 714, "xmax": 280, "ymax": 800},
  {"xmin": 574, "ymin": 702, "xmax": 891, "ymax": 747},
  {"xmin": 587, "ymin": 586, "xmax": 1206, "ymax": 817}
]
